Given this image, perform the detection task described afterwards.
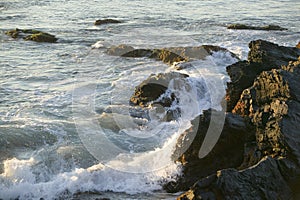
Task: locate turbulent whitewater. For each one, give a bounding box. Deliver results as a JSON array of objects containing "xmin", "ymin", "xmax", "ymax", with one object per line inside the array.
[{"xmin": 0, "ymin": 0, "xmax": 299, "ymax": 199}]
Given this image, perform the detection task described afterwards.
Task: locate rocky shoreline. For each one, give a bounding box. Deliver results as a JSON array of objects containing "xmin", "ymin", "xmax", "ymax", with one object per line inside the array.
[
  {"xmin": 125, "ymin": 40, "xmax": 300, "ymax": 199},
  {"xmin": 173, "ymin": 40, "xmax": 300, "ymax": 200},
  {"xmin": 3, "ymin": 23, "xmax": 300, "ymax": 199},
  {"xmin": 173, "ymin": 40, "xmax": 300, "ymax": 199}
]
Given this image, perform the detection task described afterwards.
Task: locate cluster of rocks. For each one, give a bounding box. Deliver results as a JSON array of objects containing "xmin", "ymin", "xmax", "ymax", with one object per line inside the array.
[
  {"xmin": 5, "ymin": 28, "xmax": 58, "ymax": 43},
  {"xmin": 4, "ymin": 18, "xmax": 121, "ymax": 43},
  {"xmin": 118, "ymin": 39, "xmax": 300, "ymax": 199},
  {"xmin": 125, "ymin": 45, "xmax": 237, "ymax": 122},
  {"xmin": 4, "ymin": 18, "xmax": 300, "ymax": 199}
]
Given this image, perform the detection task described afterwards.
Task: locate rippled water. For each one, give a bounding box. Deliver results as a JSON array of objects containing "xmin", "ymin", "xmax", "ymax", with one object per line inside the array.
[{"xmin": 0, "ymin": 0, "xmax": 299, "ymax": 199}]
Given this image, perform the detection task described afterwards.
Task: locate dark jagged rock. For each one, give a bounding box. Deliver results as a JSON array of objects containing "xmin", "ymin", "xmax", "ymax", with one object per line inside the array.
[
  {"xmin": 5, "ymin": 28, "xmax": 57, "ymax": 43},
  {"xmin": 165, "ymin": 110, "xmax": 255, "ymax": 192},
  {"xmin": 227, "ymin": 24, "xmax": 287, "ymax": 31},
  {"xmin": 94, "ymin": 19, "xmax": 121, "ymax": 25},
  {"xmin": 226, "ymin": 40, "xmax": 300, "ymax": 112},
  {"xmin": 129, "ymin": 72, "xmax": 188, "ymax": 107},
  {"xmin": 234, "ymin": 53, "xmax": 300, "ymax": 199},
  {"xmin": 107, "ymin": 45, "xmax": 239, "ymax": 66},
  {"xmin": 177, "ymin": 157, "xmax": 293, "ymax": 200},
  {"xmin": 252, "ymin": 58, "xmax": 300, "ymax": 161},
  {"xmin": 175, "ymin": 42, "xmax": 300, "ymax": 199},
  {"xmin": 247, "ymin": 40, "xmax": 299, "ymax": 66},
  {"xmin": 129, "ymin": 72, "xmax": 189, "ymax": 122}
]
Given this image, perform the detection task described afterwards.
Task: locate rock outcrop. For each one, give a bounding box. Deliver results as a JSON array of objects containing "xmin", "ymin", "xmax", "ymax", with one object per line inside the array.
[
  {"xmin": 227, "ymin": 24, "xmax": 287, "ymax": 31},
  {"xmin": 122, "ymin": 40, "xmax": 300, "ymax": 199},
  {"xmin": 165, "ymin": 110, "xmax": 255, "ymax": 192},
  {"xmin": 5, "ymin": 28, "xmax": 58, "ymax": 43},
  {"xmin": 226, "ymin": 39, "xmax": 300, "ymax": 111},
  {"xmin": 176, "ymin": 42, "xmax": 300, "ymax": 199}
]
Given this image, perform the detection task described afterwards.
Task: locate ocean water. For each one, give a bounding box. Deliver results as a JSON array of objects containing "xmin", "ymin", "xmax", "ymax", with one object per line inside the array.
[{"xmin": 0, "ymin": 0, "xmax": 299, "ymax": 199}]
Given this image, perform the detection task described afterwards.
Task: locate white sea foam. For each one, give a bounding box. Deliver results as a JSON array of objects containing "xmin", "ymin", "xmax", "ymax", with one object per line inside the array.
[
  {"xmin": 91, "ymin": 40, "xmax": 108, "ymax": 49},
  {"xmin": 0, "ymin": 155, "xmax": 181, "ymax": 200},
  {"xmin": 0, "ymin": 51, "xmax": 237, "ymax": 200}
]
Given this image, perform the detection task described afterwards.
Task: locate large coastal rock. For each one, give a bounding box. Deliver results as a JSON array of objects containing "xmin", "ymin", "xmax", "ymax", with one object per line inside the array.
[
  {"xmin": 234, "ymin": 57, "xmax": 300, "ymax": 161},
  {"xmin": 227, "ymin": 24, "xmax": 287, "ymax": 31},
  {"xmin": 226, "ymin": 39, "xmax": 300, "ymax": 111},
  {"xmin": 5, "ymin": 28, "xmax": 58, "ymax": 43},
  {"xmin": 165, "ymin": 110, "xmax": 255, "ymax": 192},
  {"xmin": 176, "ymin": 46, "xmax": 300, "ymax": 199}
]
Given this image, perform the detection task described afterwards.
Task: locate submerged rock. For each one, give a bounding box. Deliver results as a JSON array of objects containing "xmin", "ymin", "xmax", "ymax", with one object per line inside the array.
[
  {"xmin": 227, "ymin": 24, "xmax": 287, "ymax": 31},
  {"xmin": 5, "ymin": 28, "xmax": 58, "ymax": 43},
  {"xmin": 226, "ymin": 40, "xmax": 300, "ymax": 111},
  {"xmin": 94, "ymin": 19, "xmax": 121, "ymax": 25}
]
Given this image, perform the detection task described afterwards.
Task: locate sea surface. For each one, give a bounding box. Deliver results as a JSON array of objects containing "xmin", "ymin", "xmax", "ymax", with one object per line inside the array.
[{"xmin": 0, "ymin": 0, "xmax": 299, "ymax": 199}]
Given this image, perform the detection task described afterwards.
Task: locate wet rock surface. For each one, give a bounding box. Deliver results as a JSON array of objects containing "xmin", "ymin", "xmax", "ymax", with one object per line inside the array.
[
  {"xmin": 129, "ymin": 72, "xmax": 189, "ymax": 107},
  {"xmin": 129, "ymin": 72, "xmax": 189, "ymax": 122},
  {"xmin": 5, "ymin": 28, "xmax": 58, "ymax": 43},
  {"xmin": 227, "ymin": 24, "xmax": 287, "ymax": 31}
]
